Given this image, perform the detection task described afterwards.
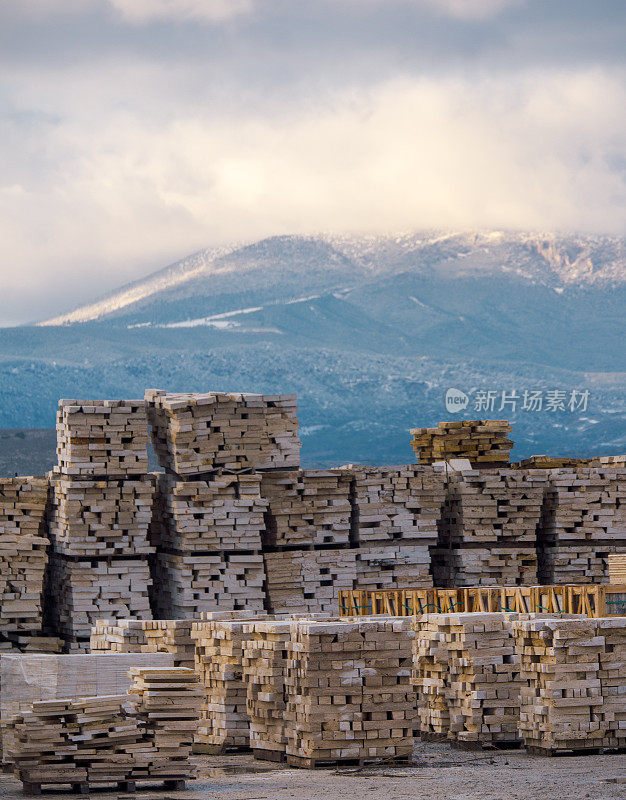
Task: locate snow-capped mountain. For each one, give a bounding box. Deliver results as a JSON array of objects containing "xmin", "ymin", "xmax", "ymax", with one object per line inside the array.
[{"xmin": 2, "ymin": 231, "xmax": 624, "ymax": 470}]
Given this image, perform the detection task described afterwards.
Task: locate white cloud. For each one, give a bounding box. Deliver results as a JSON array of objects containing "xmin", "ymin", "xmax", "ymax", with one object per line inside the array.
[
  {"xmin": 1, "ymin": 64, "xmax": 625, "ymax": 324},
  {"xmin": 418, "ymin": 0, "xmax": 525, "ymax": 19},
  {"xmin": 107, "ymin": 0, "xmax": 255, "ymax": 23}
]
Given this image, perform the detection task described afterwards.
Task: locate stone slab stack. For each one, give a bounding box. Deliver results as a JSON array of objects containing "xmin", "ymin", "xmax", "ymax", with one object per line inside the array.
[
  {"xmin": 350, "ymin": 465, "xmax": 446, "ymax": 591},
  {"xmin": 411, "ymin": 615, "xmax": 453, "ymax": 738},
  {"xmin": 608, "ymin": 554, "xmax": 626, "ymax": 583},
  {"xmin": 46, "ymin": 399, "xmax": 154, "ymax": 651},
  {"xmin": 410, "ymin": 420, "xmax": 513, "ymax": 467},
  {"xmin": 513, "ymin": 618, "xmax": 607, "ymax": 752},
  {"xmin": 0, "ymin": 478, "xmax": 49, "ymax": 641},
  {"xmin": 433, "ymin": 469, "xmax": 547, "ymax": 587},
  {"xmin": 150, "ymin": 473, "xmax": 266, "ymax": 617},
  {"xmin": 284, "ymin": 618, "xmax": 415, "ymax": 765},
  {"xmin": 261, "ymin": 469, "xmax": 354, "ymax": 615},
  {"xmin": 145, "ymin": 390, "xmax": 301, "ymax": 475},
  {"xmin": 241, "ymin": 620, "xmax": 291, "ymax": 756},
  {"xmin": 597, "ymin": 617, "xmax": 626, "ymax": 749},
  {"xmin": 90, "ymin": 619, "xmax": 195, "ymax": 668},
  {"xmin": 538, "ymin": 467, "xmax": 626, "ymax": 584}
]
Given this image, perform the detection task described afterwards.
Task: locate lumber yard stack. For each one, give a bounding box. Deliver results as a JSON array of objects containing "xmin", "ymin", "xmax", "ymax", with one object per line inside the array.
[
  {"xmin": 410, "ymin": 420, "xmax": 513, "ymax": 467},
  {"xmin": 9, "ymin": 666, "xmax": 199, "ymax": 793},
  {"xmin": 146, "ymin": 389, "xmax": 302, "ymax": 618},
  {"xmin": 283, "ymin": 618, "xmax": 415, "ymax": 766},
  {"xmin": 46, "ymin": 399, "xmax": 154, "ymax": 652},
  {"xmin": 349, "ymin": 465, "xmax": 446, "ymax": 593},
  {"xmin": 608, "ymin": 554, "xmax": 626, "ymax": 583},
  {"xmin": 150, "ymin": 473, "xmax": 267, "ymax": 617},
  {"xmin": 0, "ymin": 477, "xmax": 49, "ymax": 643},
  {"xmin": 538, "ymin": 467, "xmax": 626, "ymax": 584},
  {"xmin": 145, "ymin": 390, "xmax": 301, "ymax": 474},
  {"xmin": 433, "ymin": 468, "xmax": 548, "ymax": 587},
  {"xmin": 90, "ymin": 619, "xmax": 195, "ymax": 668},
  {"xmin": 261, "ymin": 469, "xmax": 355, "ymax": 615}
]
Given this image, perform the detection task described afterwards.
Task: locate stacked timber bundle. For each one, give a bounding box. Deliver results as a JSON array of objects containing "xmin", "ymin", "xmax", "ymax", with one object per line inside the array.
[
  {"xmin": 47, "ymin": 555, "xmax": 152, "ymax": 643},
  {"xmin": 348, "ymin": 465, "xmax": 446, "ymax": 591},
  {"xmin": 409, "ymin": 420, "xmax": 513, "ymax": 467},
  {"xmin": 440, "ymin": 613, "xmax": 522, "ymax": 746},
  {"xmin": 90, "ymin": 619, "xmax": 195, "ymax": 668},
  {"xmin": 512, "ymin": 618, "xmax": 606, "ymax": 753},
  {"xmin": 590, "ymin": 455, "xmax": 626, "ymax": 467},
  {"xmin": 48, "ymin": 399, "xmax": 153, "ymax": 651},
  {"xmin": 48, "ymin": 477, "xmax": 153, "ymax": 557},
  {"xmin": 432, "ymin": 469, "xmax": 547, "ymax": 587},
  {"xmin": 597, "ymin": 618, "xmax": 626, "ymax": 749},
  {"xmin": 263, "ymin": 549, "xmax": 357, "ymax": 615},
  {"xmin": 145, "ymin": 389, "xmax": 301, "ymax": 475},
  {"xmin": 241, "ymin": 620, "xmax": 291, "ymax": 755},
  {"xmin": 284, "ymin": 618, "xmax": 415, "ymax": 766},
  {"xmin": 152, "ymin": 552, "xmax": 265, "ymax": 617},
  {"xmin": 55, "ymin": 399, "xmax": 149, "ymax": 477},
  {"xmin": 515, "ymin": 455, "xmax": 592, "ymax": 469},
  {"xmin": 190, "ymin": 618, "xmax": 255, "ymax": 752},
  {"xmin": 0, "ymin": 477, "xmax": 49, "ymax": 636},
  {"xmin": 127, "ymin": 667, "xmax": 201, "ymax": 782},
  {"xmin": 150, "ymin": 473, "xmax": 266, "ymax": 552},
  {"xmin": 260, "ymin": 469, "xmax": 351, "ymax": 548},
  {"xmin": 538, "ymin": 467, "xmax": 626, "ymax": 584},
  {"xmin": 608, "ymin": 554, "xmax": 626, "ymax": 583}
]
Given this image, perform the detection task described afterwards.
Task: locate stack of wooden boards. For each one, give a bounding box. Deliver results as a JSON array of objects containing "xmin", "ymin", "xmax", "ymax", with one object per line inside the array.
[
  {"xmin": 90, "ymin": 619, "xmax": 195, "ymax": 668},
  {"xmin": 513, "ymin": 617, "xmax": 626, "ymax": 753},
  {"xmin": 47, "ymin": 399, "xmax": 153, "ymax": 650},
  {"xmin": 9, "ymin": 666, "xmax": 199, "ymax": 793},
  {"xmin": 350, "ymin": 465, "xmax": 445, "ymax": 592},
  {"xmin": 0, "ymin": 478, "xmax": 49, "ymax": 638},
  {"xmin": 608, "ymin": 554, "xmax": 626, "ymax": 583},
  {"xmin": 0, "ymin": 652, "xmax": 175, "ymax": 766},
  {"xmin": 412, "ymin": 612, "xmax": 626, "ymax": 753},
  {"xmin": 145, "ymin": 390, "xmax": 301, "ymax": 474},
  {"xmin": 410, "ymin": 420, "xmax": 513, "ymax": 467},
  {"xmin": 538, "ymin": 467, "xmax": 626, "ymax": 584},
  {"xmin": 150, "ymin": 473, "xmax": 267, "ymax": 617},
  {"xmin": 433, "ymin": 468, "xmax": 548, "ymax": 587},
  {"xmin": 145, "ymin": 390, "xmax": 302, "ymax": 618}
]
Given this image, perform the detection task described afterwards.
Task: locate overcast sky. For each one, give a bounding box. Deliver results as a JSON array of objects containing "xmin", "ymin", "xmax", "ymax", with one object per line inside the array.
[{"xmin": 1, "ymin": 0, "xmax": 625, "ymax": 325}]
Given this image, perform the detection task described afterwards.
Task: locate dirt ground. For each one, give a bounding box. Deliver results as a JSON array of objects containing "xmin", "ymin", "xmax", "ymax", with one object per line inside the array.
[{"xmin": 1, "ymin": 740, "xmax": 624, "ymax": 800}]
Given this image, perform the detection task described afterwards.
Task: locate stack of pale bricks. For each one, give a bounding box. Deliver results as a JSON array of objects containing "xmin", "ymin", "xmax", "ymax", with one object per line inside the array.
[
  {"xmin": 46, "ymin": 400, "xmax": 154, "ymax": 650},
  {"xmin": 432, "ymin": 468, "xmax": 548, "ymax": 587},
  {"xmin": 410, "ymin": 420, "xmax": 513, "ymax": 467},
  {"xmin": 89, "ymin": 619, "xmax": 195, "ymax": 668},
  {"xmin": 146, "ymin": 390, "xmax": 301, "ymax": 616},
  {"xmin": 538, "ymin": 467, "xmax": 626, "ymax": 584}
]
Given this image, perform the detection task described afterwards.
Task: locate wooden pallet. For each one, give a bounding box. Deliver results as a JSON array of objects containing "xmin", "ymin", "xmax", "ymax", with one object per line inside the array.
[
  {"xmin": 253, "ymin": 748, "xmax": 286, "ymax": 763},
  {"xmin": 285, "ymin": 753, "xmax": 412, "ymax": 769},
  {"xmin": 22, "ymin": 778, "xmax": 187, "ymax": 795}
]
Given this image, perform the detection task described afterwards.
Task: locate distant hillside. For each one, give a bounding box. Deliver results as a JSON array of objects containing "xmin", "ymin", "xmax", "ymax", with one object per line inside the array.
[{"xmin": 1, "ymin": 231, "xmax": 624, "ymax": 470}]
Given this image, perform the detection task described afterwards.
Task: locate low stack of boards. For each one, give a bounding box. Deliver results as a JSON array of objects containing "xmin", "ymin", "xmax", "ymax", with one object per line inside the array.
[
  {"xmin": 90, "ymin": 619, "xmax": 195, "ymax": 668},
  {"xmin": 284, "ymin": 618, "xmax": 415, "ymax": 766},
  {"xmin": 150, "ymin": 473, "xmax": 267, "ymax": 617},
  {"xmin": 350, "ymin": 465, "xmax": 446, "ymax": 592},
  {"xmin": 47, "ymin": 399, "xmax": 154, "ymax": 651},
  {"xmin": 410, "ymin": 420, "xmax": 513, "ymax": 467},
  {"xmin": 433, "ymin": 469, "xmax": 548, "ymax": 587},
  {"xmin": 538, "ymin": 467, "xmax": 626, "ymax": 584},
  {"xmin": 9, "ymin": 666, "xmax": 199, "ymax": 793},
  {"xmin": 0, "ymin": 477, "xmax": 49, "ymax": 638},
  {"xmin": 145, "ymin": 390, "xmax": 301, "ymax": 475},
  {"xmin": 0, "ymin": 652, "xmax": 175, "ymax": 765}
]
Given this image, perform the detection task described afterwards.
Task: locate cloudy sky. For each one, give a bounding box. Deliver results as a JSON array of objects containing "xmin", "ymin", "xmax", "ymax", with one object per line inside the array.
[{"xmin": 1, "ymin": 0, "xmax": 625, "ymax": 325}]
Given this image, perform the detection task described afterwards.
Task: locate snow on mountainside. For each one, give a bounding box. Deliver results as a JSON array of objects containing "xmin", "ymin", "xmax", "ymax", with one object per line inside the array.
[{"xmin": 37, "ymin": 231, "xmax": 626, "ymax": 327}]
